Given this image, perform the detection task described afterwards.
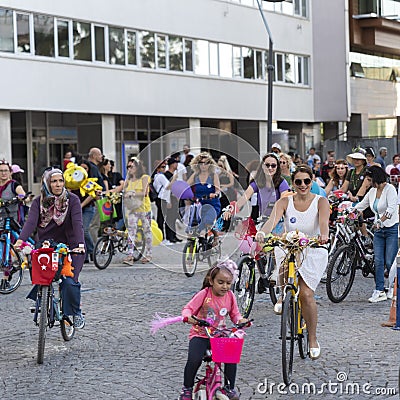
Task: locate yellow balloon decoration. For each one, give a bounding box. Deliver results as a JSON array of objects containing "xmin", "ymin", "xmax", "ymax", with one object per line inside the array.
[
  {"xmin": 63, "ymin": 162, "xmax": 103, "ymax": 198},
  {"xmin": 151, "ymin": 219, "xmax": 163, "ymax": 246}
]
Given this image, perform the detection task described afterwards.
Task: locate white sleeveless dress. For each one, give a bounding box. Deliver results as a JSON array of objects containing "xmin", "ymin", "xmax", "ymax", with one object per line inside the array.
[{"xmin": 274, "ymin": 195, "xmax": 328, "ymax": 291}]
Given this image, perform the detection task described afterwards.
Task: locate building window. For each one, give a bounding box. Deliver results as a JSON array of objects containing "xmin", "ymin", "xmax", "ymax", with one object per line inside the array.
[
  {"xmin": 57, "ymin": 19, "xmax": 69, "ymax": 57},
  {"xmin": 16, "ymin": 13, "xmax": 31, "ymax": 53},
  {"xmin": 156, "ymin": 34, "xmax": 166, "ymax": 69},
  {"xmin": 209, "ymin": 42, "xmax": 219, "ymax": 76},
  {"xmin": 276, "ymin": 52, "xmax": 309, "ymax": 85},
  {"xmin": 295, "ymin": 0, "xmax": 308, "ymax": 17},
  {"xmin": 233, "ymin": 46, "xmax": 242, "ymax": 78},
  {"xmin": 94, "ymin": 25, "xmax": 105, "ymax": 62},
  {"xmin": 73, "ymin": 21, "xmax": 91, "ymax": 61},
  {"xmin": 126, "ymin": 30, "xmax": 137, "ymax": 65},
  {"xmin": 34, "ymin": 14, "xmax": 54, "ymax": 57},
  {"xmin": 140, "ymin": 31, "xmax": 155, "ymax": 68},
  {"xmin": 169, "ymin": 35, "xmax": 183, "ymax": 71},
  {"xmin": 219, "ymin": 43, "xmax": 233, "ymax": 78},
  {"xmin": 184, "ymin": 39, "xmax": 193, "ymax": 72},
  {"xmin": 243, "ymin": 47, "xmax": 254, "ymax": 79},
  {"xmin": 194, "ymin": 39, "xmax": 209, "ymax": 75},
  {"xmin": 0, "ymin": 8, "xmax": 14, "ymax": 52},
  {"xmin": 109, "ymin": 26, "xmax": 125, "ymax": 65},
  {"xmin": 255, "ymin": 50, "xmax": 264, "ymax": 79}
]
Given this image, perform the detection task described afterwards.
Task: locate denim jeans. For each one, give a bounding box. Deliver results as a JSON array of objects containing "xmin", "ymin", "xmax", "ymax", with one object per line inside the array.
[
  {"xmin": 373, "ymin": 223, "xmax": 398, "ymax": 291},
  {"xmin": 82, "ymin": 206, "xmax": 95, "ymax": 257}
]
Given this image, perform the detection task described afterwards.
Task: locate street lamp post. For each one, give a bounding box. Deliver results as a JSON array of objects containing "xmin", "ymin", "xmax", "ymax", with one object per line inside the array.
[{"xmin": 255, "ymin": 0, "xmax": 284, "ymax": 151}]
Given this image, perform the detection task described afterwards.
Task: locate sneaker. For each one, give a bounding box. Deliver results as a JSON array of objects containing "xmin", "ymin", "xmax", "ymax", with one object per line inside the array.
[
  {"xmin": 122, "ymin": 256, "xmax": 134, "ymax": 266},
  {"xmin": 368, "ymin": 290, "xmax": 387, "ymax": 303},
  {"xmin": 223, "ymin": 386, "xmax": 240, "ymax": 400},
  {"xmin": 386, "ymin": 287, "xmax": 394, "ymax": 300},
  {"xmin": 162, "ymin": 240, "xmax": 174, "ymax": 246},
  {"xmin": 73, "ymin": 314, "xmax": 85, "ymax": 329},
  {"xmin": 178, "ymin": 387, "xmax": 192, "ymax": 400}
]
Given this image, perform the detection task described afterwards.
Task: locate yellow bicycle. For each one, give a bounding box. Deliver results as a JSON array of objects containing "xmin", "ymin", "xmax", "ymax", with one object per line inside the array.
[{"xmin": 264, "ymin": 232, "xmax": 326, "ymax": 385}]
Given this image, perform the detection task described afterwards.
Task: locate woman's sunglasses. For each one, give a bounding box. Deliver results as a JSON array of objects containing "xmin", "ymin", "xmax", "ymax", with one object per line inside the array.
[
  {"xmin": 294, "ymin": 178, "xmax": 312, "ymax": 186},
  {"xmin": 264, "ymin": 163, "xmax": 277, "ymax": 168}
]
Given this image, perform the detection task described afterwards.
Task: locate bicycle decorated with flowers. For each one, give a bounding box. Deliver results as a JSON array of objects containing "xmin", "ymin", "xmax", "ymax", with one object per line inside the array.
[
  {"xmin": 93, "ymin": 192, "xmax": 145, "ymax": 269},
  {"xmin": 232, "ymin": 215, "xmax": 278, "ymax": 318},
  {"xmin": 26, "ymin": 241, "xmax": 81, "ymax": 364},
  {"xmin": 263, "ymin": 231, "xmax": 327, "ymax": 385}
]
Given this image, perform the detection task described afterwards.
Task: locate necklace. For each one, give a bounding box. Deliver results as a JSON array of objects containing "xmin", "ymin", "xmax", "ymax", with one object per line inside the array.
[{"xmin": 350, "ymin": 167, "xmax": 364, "ymax": 191}]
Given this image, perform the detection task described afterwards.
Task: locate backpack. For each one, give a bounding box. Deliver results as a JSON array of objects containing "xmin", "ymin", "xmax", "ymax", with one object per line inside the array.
[{"xmin": 148, "ymin": 179, "xmax": 159, "ymax": 202}]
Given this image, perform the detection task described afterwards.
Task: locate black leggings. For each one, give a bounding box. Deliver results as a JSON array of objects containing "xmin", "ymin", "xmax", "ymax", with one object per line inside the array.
[{"xmin": 183, "ymin": 336, "xmax": 237, "ymax": 389}]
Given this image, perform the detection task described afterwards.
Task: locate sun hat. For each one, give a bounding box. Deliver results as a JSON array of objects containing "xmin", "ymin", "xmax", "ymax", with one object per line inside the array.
[
  {"xmin": 346, "ymin": 147, "xmax": 367, "ymax": 164},
  {"xmin": 11, "ymin": 164, "xmax": 24, "ymax": 174},
  {"xmin": 365, "ymin": 147, "xmax": 375, "ymax": 158},
  {"xmin": 271, "ymin": 143, "xmax": 281, "ymax": 151}
]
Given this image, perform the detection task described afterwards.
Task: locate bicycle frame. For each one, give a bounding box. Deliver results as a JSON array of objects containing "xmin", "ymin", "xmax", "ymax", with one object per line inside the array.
[{"xmin": 194, "ymin": 357, "xmax": 225, "ymax": 400}]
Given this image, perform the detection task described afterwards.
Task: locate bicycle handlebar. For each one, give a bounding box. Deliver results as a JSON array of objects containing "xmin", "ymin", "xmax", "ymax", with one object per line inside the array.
[
  {"xmin": 262, "ymin": 234, "xmax": 328, "ymax": 251},
  {"xmin": 0, "ymin": 192, "xmax": 33, "ymax": 208},
  {"xmin": 190, "ymin": 315, "xmax": 253, "ymax": 329}
]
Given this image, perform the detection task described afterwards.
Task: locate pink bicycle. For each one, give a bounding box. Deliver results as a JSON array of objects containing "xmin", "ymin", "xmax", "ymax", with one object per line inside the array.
[{"xmin": 190, "ymin": 316, "xmax": 252, "ymax": 400}]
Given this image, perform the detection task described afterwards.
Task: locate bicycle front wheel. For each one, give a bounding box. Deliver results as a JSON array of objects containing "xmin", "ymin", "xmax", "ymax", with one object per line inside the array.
[
  {"xmin": 0, "ymin": 242, "xmax": 23, "ymax": 294},
  {"xmin": 326, "ymin": 244, "xmax": 356, "ymax": 303},
  {"xmin": 37, "ymin": 285, "xmax": 50, "ymax": 364},
  {"xmin": 281, "ymin": 291, "xmax": 295, "ymax": 385},
  {"xmin": 297, "ymin": 308, "xmax": 308, "ymax": 359},
  {"xmin": 93, "ymin": 237, "xmax": 114, "ymax": 270},
  {"xmin": 182, "ymin": 240, "xmax": 198, "ymax": 277},
  {"xmin": 264, "ymin": 253, "xmax": 278, "ymax": 305},
  {"xmin": 59, "ymin": 292, "xmax": 75, "ymax": 341},
  {"xmin": 234, "ymin": 255, "xmax": 256, "ymax": 318}
]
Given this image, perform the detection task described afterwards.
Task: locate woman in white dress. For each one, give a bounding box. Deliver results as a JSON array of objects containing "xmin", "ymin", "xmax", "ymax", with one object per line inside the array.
[{"xmin": 256, "ymin": 164, "xmax": 330, "ymax": 360}]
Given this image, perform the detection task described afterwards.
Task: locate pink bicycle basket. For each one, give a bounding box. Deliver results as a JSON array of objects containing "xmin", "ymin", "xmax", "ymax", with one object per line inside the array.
[
  {"xmin": 210, "ymin": 337, "xmax": 244, "ymax": 364},
  {"xmin": 238, "ymin": 235, "xmax": 253, "ymax": 254}
]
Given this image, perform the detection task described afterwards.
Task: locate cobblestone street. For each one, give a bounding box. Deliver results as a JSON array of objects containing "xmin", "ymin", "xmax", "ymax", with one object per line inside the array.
[{"xmin": 0, "ymin": 233, "xmax": 399, "ymax": 400}]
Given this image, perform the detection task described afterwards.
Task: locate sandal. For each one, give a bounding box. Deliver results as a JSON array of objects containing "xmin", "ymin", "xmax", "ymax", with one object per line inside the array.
[
  {"xmin": 122, "ymin": 256, "xmax": 134, "ymax": 266},
  {"xmin": 141, "ymin": 256, "xmax": 152, "ymax": 264}
]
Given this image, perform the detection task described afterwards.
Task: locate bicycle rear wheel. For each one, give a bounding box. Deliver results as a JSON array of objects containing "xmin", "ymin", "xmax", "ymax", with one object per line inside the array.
[
  {"xmin": 281, "ymin": 291, "xmax": 295, "ymax": 385},
  {"xmin": 93, "ymin": 237, "xmax": 114, "ymax": 270},
  {"xmin": 132, "ymin": 228, "xmax": 145, "ymax": 262},
  {"xmin": 37, "ymin": 285, "xmax": 49, "ymax": 364},
  {"xmin": 234, "ymin": 255, "xmax": 256, "ymax": 318},
  {"xmin": 182, "ymin": 240, "xmax": 198, "ymax": 277},
  {"xmin": 0, "ymin": 242, "xmax": 23, "ymax": 294},
  {"xmin": 326, "ymin": 244, "xmax": 356, "ymax": 303}
]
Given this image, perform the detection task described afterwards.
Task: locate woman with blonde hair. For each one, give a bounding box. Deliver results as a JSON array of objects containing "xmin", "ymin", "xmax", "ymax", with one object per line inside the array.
[
  {"xmin": 279, "ymin": 153, "xmax": 292, "ymax": 185},
  {"xmin": 186, "ymin": 152, "xmax": 221, "ymax": 245}
]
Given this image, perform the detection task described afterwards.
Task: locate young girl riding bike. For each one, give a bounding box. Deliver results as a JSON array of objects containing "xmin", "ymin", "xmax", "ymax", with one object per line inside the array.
[{"xmin": 179, "ymin": 259, "xmax": 248, "ymax": 400}]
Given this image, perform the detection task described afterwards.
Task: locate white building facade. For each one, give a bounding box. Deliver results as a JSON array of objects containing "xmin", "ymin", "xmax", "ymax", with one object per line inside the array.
[{"xmin": 0, "ymin": 0, "xmax": 349, "ymax": 191}]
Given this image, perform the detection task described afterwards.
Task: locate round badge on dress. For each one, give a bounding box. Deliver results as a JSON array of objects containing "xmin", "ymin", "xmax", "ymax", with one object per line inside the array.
[
  {"xmin": 220, "ymin": 308, "xmax": 227, "ymax": 316},
  {"xmin": 207, "ymin": 184, "xmax": 212, "ymax": 189},
  {"xmin": 290, "ymin": 217, "xmax": 296, "ymax": 223}
]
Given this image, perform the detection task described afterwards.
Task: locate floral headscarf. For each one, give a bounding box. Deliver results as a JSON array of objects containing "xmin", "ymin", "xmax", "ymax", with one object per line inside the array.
[{"xmin": 39, "ymin": 168, "xmax": 69, "ymax": 228}]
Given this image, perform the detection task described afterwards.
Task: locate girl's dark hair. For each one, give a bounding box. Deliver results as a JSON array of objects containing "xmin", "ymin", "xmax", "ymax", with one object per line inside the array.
[
  {"xmin": 329, "ymin": 159, "xmax": 348, "ymax": 185},
  {"xmin": 291, "ymin": 164, "xmax": 313, "ymax": 181},
  {"xmin": 80, "ymin": 159, "xmax": 91, "ymax": 172},
  {"xmin": 130, "ymin": 158, "xmax": 145, "ymax": 178},
  {"xmin": 253, "ymin": 153, "xmax": 282, "ymax": 189},
  {"xmin": 365, "ymin": 165, "xmax": 388, "ymax": 184},
  {"xmin": 201, "ymin": 267, "xmax": 220, "ymax": 289}
]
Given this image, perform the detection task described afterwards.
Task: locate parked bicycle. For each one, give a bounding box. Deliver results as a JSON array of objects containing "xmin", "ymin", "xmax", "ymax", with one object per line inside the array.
[
  {"xmin": 187, "ymin": 316, "xmax": 252, "ymax": 400},
  {"xmin": 182, "ymin": 197, "xmax": 222, "ymax": 277},
  {"xmin": 0, "ymin": 193, "xmax": 34, "ymax": 294},
  {"xmin": 325, "ymin": 209, "xmax": 375, "ymax": 303},
  {"xmin": 263, "ymin": 233, "xmax": 326, "ymax": 385},
  {"xmin": 29, "ymin": 243, "xmax": 79, "ymax": 364},
  {"xmin": 232, "ymin": 216, "xmax": 278, "ymax": 318}
]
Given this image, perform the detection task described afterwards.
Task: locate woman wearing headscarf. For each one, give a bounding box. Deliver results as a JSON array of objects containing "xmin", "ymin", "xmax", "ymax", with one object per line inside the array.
[{"xmin": 15, "ymin": 167, "xmax": 86, "ymax": 329}]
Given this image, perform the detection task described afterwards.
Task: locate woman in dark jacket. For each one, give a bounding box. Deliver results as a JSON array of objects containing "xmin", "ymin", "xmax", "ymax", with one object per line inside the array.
[{"xmin": 16, "ymin": 167, "xmax": 86, "ymax": 328}]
